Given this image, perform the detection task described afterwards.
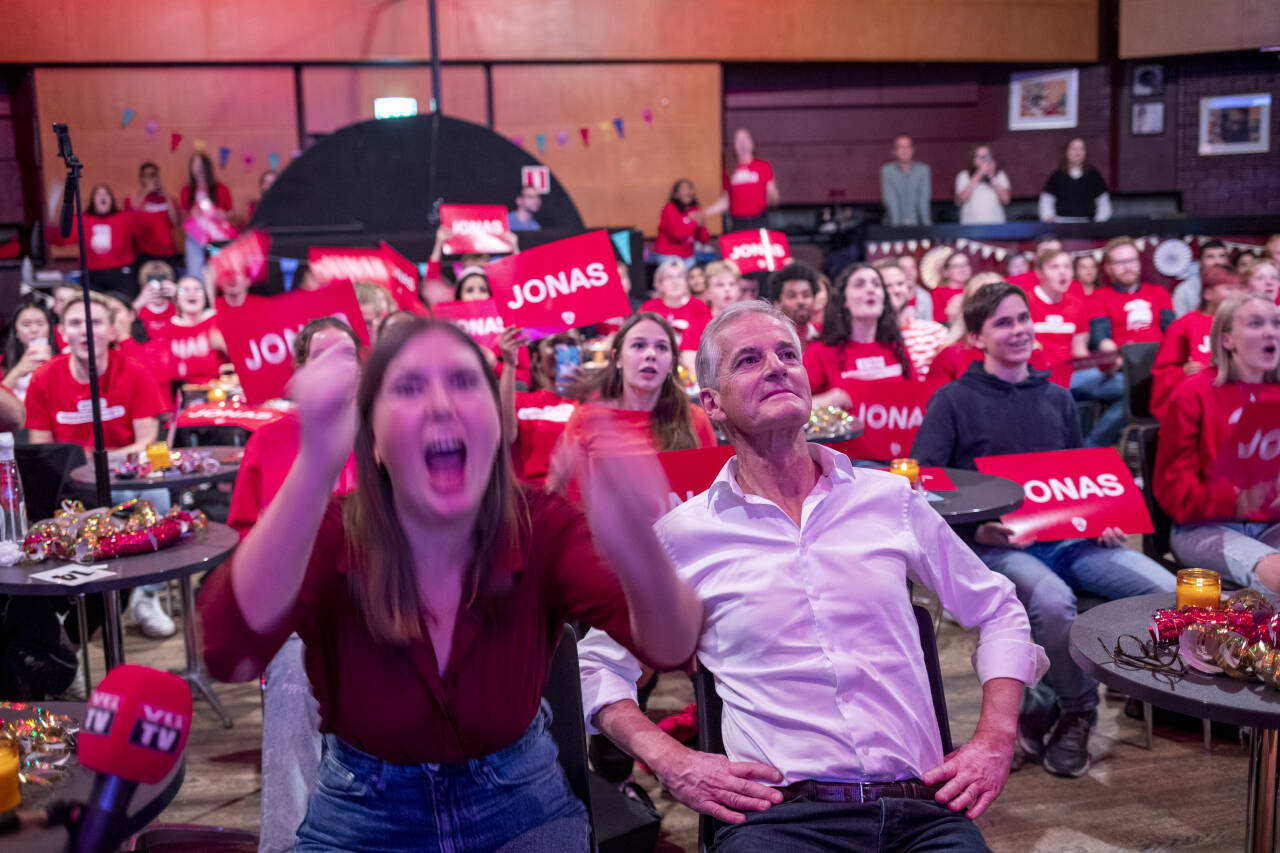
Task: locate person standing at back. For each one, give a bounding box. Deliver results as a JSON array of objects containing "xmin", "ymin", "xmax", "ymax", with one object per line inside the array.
[
  {"xmin": 880, "ymin": 135, "xmax": 932, "ymax": 226},
  {"xmin": 954, "ymin": 144, "xmax": 1011, "ymax": 225},
  {"xmin": 704, "ymin": 129, "xmax": 779, "ymax": 231},
  {"xmin": 1039, "ymin": 138, "xmax": 1111, "ymax": 223}
]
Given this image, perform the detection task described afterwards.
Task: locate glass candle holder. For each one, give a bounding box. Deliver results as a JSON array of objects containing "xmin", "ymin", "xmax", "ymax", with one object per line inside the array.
[
  {"xmin": 146, "ymin": 441, "xmax": 172, "ymax": 472},
  {"xmin": 0, "ymin": 738, "xmax": 19, "ymax": 812},
  {"xmin": 890, "ymin": 458, "xmax": 921, "ymax": 489},
  {"xmin": 1176, "ymin": 568, "xmax": 1222, "ymax": 610}
]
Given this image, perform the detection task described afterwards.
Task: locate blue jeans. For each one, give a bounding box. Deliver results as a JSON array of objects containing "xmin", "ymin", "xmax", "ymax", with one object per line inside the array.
[
  {"xmin": 1172, "ymin": 521, "xmax": 1280, "ymax": 593},
  {"xmin": 977, "ymin": 539, "xmax": 1175, "ymax": 712},
  {"xmin": 1070, "ymin": 368, "xmax": 1126, "ymax": 447},
  {"xmin": 294, "ymin": 704, "xmax": 588, "ymax": 853},
  {"xmin": 712, "ymin": 797, "xmax": 990, "ymax": 852}
]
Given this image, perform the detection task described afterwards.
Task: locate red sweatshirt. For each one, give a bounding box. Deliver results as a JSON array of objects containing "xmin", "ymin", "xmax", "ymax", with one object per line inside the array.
[
  {"xmin": 1150, "ymin": 311, "xmax": 1213, "ymax": 422},
  {"xmin": 47, "ymin": 212, "xmax": 139, "ymax": 270},
  {"xmin": 654, "ymin": 202, "xmax": 710, "ymax": 259},
  {"xmin": 1153, "ymin": 370, "xmax": 1280, "ymax": 524}
]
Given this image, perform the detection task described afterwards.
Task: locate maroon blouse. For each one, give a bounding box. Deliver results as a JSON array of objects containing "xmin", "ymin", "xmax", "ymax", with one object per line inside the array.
[{"xmin": 198, "ymin": 488, "xmax": 638, "ymax": 764}]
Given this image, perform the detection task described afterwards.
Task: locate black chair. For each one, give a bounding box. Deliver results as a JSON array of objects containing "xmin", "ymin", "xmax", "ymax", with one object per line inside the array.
[
  {"xmin": 543, "ymin": 623, "xmax": 598, "ymax": 851},
  {"xmin": 15, "ymin": 441, "xmax": 87, "ymax": 520},
  {"xmin": 694, "ymin": 604, "xmax": 950, "ymax": 852},
  {"xmin": 1135, "ymin": 423, "xmax": 1178, "ymax": 571},
  {"xmin": 1119, "ymin": 342, "xmax": 1161, "ymax": 460}
]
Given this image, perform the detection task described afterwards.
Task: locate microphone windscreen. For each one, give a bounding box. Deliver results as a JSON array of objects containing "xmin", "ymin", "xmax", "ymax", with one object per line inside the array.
[{"xmin": 78, "ymin": 665, "xmax": 192, "ymax": 785}]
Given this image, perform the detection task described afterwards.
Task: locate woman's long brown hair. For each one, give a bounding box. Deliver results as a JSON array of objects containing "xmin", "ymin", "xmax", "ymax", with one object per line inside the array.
[
  {"xmin": 582, "ymin": 312, "xmax": 701, "ymax": 451},
  {"xmin": 820, "ymin": 264, "xmax": 912, "ymax": 380},
  {"xmin": 343, "ymin": 317, "xmax": 526, "ymax": 645}
]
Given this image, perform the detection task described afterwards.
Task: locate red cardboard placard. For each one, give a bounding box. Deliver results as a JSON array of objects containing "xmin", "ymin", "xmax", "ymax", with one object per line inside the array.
[
  {"xmin": 378, "ymin": 241, "xmax": 422, "ymax": 311},
  {"xmin": 975, "ymin": 447, "xmax": 1153, "ymax": 542},
  {"xmin": 207, "ymin": 229, "xmax": 269, "ymax": 285},
  {"xmin": 826, "ymin": 381, "xmax": 934, "ymax": 461},
  {"xmin": 430, "ymin": 299, "xmax": 507, "ymax": 349},
  {"xmin": 307, "ymin": 245, "xmax": 421, "ymax": 312},
  {"xmin": 1213, "ymin": 401, "xmax": 1280, "ymax": 491},
  {"xmin": 175, "ymin": 403, "xmax": 287, "ymax": 432},
  {"xmin": 439, "ymin": 205, "xmax": 512, "ymax": 255},
  {"xmin": 485, "ymin": 231, "xmax": 632, "ymax": 339},
  {"xmin": 219, "ymin": 283, "xmax": 369, "ymax": 403},
  {"xmin": 718, "ymin": 229, "xmax": 792, "ymax": 274},
  {"xmin": 658, "ymin": 445, "xmax": 737, "ymax": 508}
]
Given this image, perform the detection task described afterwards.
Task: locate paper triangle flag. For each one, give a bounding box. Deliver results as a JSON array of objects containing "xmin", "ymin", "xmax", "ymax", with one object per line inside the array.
[
  {"xmin": 536, "ymin": 134, "xmax": 546, "ymax": 153},
  {"xmin": 121, "ymin": 109, "xmax": 135, "ymax": 129},
  {"xmin": 643, "ymin": 108, "xmax": 653, "ymax": 123},
  {"xmin": 145, "ymin": 120, "xmax": 158, "ymax": 136},
  {"xmin": 244, "ymin": 152, "xmax": 254, "ymax": 166},
  {"xmin": 268, "ymin": 152, "xmax": 279, "ymax": 171},
  {"xmin": 279, "ymin": 257, "xmax": 299, "ymax": 292},
  {"xmin": 511, "ymin": 135, "xmax": 523, "ymax": 147},
  {"xmin": 613, "ymin": 118, "xmax": 624, "ymax": 138},
  {"xmin": 579, "ymin": 128, "xmax": 589, "ymax": 147},
  {"xmin": 557, "ymin": 131, "xmax": 568, "ymax": 147},
  {"xmin": 169, "ymin": 133, "xmax": 183, "ymax": 152},
  {"xmin": 610, "ymin": 230, "xmax": 632, "ymax": 265},
  {"xmin": 218, "ymin": 146, "xmax": 230, "ymax": 169}
]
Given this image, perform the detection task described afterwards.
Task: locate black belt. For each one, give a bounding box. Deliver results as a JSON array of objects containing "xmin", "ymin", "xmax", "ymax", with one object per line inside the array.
[{"xmin": 775, "ymin": 778, "xmax": 941, "ymax": 804}]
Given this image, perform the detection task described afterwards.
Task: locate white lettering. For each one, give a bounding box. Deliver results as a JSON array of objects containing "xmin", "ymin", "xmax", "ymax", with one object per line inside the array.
[
  {"xmin": 1097, "ymin": 473, "xmax": 1125, "ymax": 497},
  {"xmin": 1239, "ymin": 428, "xmax": 1280, "ymax": 462},
  {"xmin": 451, "ymin": 218, "xmax": 504, "ymax": 235}
]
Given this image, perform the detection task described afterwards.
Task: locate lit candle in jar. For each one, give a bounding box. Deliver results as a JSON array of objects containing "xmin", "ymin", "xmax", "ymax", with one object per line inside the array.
[
  {"xmin": 1176, "ymin": 568, "xmax": 1222, "ymax": 610},
  {"xmin": 890, "ymin": 458, "xmax": 921, "ymax": 489},
  {"xmin": 0, "ymin": 738, "xmax": 19, "ymax": 812},
  {"xmin": 146, "ymin": 441, "xmax": 172, "ymax": 471}
]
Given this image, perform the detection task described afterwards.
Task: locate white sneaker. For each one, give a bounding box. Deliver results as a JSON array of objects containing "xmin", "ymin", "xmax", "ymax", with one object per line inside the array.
[
  {"xmin": 57, "ymin": 648, "xmax": 88, "ymax": 701},
  {"xmin": 129, "ymin": 588, "xmax": 176, "ymax": 638}
]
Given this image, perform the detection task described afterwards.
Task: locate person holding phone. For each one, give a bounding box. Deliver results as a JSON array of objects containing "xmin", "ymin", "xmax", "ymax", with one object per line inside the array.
[
  {"xmin": 123, "ymin": 162, "xmax": 181, "ymax": 266},
  {"xmin": 1, "ymin": 300, "xmax": 58, "ymax": 402},
  {"xmin": 132, "ymin": 260, "xmax": 178, "ymax": 337},
  {"xmin": 955, "ymin": 144, "xmax": 1011, "ymax": 225}
]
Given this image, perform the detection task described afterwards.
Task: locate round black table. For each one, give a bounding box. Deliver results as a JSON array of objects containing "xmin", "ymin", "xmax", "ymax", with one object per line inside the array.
[
  {"xmin": 0, "ymin": 524, "xmax": 240, "ymax": 729},
  {"xmin": 1, "ymin": 701, "xmax": 185, "ymax": 853},
  {"xmin": 1069, "ymin": 593, "xmax": 1280, "ymax": 852},
  {"xmin": 69, "ymin": 446, "xmax": 243, "ymax": 495}
]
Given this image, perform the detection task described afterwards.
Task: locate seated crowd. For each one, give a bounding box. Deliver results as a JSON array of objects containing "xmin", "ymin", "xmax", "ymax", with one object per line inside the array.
[{"xmin": 4, "ymin": 145, "xmax": 1280, "ymax": 851}]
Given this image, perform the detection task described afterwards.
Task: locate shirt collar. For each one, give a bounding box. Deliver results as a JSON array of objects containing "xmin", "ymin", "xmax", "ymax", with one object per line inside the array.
[{"xmin": 709, "ymin": 441, "xmax": 856, "ymax": 508}]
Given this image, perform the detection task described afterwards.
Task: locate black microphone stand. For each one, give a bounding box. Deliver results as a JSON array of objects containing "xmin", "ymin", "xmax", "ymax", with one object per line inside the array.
[{"xmin": 51, "ymin": 124, "xmax": 111, "ymax": 511}]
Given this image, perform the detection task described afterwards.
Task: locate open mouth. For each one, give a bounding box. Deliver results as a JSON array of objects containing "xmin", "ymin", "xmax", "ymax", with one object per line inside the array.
[
  {"xmin": 638, "ymin": 366, "xmax": 660, "ymax": 378},
  {"xmin": 424, "ymin": 437, "xmax": 467, "ymax": 493}
]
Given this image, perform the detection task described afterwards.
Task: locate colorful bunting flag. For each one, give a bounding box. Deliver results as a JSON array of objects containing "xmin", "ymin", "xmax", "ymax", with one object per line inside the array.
[
  {"xmin": 557, "ymin": 131, "xmax": 568, "ymax": 147},
  {"xmin": 511, "ymin": 135, "xmax": 523, "ymax": 147},
  {"xmin": 643, "ymin": 108, "xmax": 653, "ymax": 123},
  {"xmin": 610, "ymin": 230, "xmax": 632, "ymax": 265},
  {"xmin": 145, "ymin": 120, "xmax": 158, "ymax": 136},
  {"xmin": 613, "ymin": 118, "xmax": 624, "ymax": 138},
  {"xmin": 268, "ymin": 152, "xmax": 279, "ymax": 171},
  {"xmin": 218, "ymin": 147, "xmax": 230, "ymax": 169},
  {"xmin": 120, "ymin": 109, "xmax": 135, "ymax": 129},
  {"xmin": 244, "ymin": 152, "xmax": 253, "ymax": 167},
  {"xmin": 536, "ymin": 134, "xmax": 546, "ymax": 153},
  {"xmin": 169, "ymin": 133, "xmax": 182, "ymax": 152},
  {"xmin": 579, "ymin": 128, "xmax": 589, "ymax": 147}
]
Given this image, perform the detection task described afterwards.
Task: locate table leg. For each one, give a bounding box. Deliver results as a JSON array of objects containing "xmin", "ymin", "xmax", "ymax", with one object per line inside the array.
[
  {"xmin": 173, "ymin": 574, "xmax": 233, "ymax": 729},
  {"xmin": 1246, "ymin": 728, "xmax": 1278, "ymax": 853},
  {"xmin": 101, "ymin": 589, "xmax": 126, "ymax": 670},
  {"xmin": 75, "ymin": 595, "xmax": 92, "ymax": 690}
]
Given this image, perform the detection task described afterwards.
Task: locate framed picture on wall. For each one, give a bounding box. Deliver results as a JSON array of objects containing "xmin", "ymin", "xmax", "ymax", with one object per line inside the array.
[
  {"xmin": 1132, "ymin": 64, "xmax": 1164, "ymax": 97},
  {"xmin": 1131, "ymin": 102, "xmax": 1164, "ymax": 135},
  {"xmin": 1008, "ymin": 69, "xmax": 1079, "ymax": 131},
  {"xmin": 1198, "ymin": 93, "xmax": 1271, "ymax": 155}
]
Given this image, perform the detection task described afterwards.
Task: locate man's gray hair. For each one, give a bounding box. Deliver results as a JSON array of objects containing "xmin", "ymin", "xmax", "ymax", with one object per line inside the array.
[{"xmin": 695, "ymin": 300, "xmax": 803, "ymax": 391}]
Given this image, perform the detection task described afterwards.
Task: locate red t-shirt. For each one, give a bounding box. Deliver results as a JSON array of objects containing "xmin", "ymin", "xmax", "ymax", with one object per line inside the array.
[
  {"xmin": 639, "ymin": 297, "xmax": 711, "ymax": 352},
  {"xmin": 115, "ymin": 337, "xmax": 174, "ymax": 401},
  {"xmin": 47, "ymin": 212, "xmax": 139, "ymax": 270},
  {"xmin": 512, "ymin": 388, "xmax": 578, "ymax": 485},
  {"xmin": 24, "ymin": 352, "xmax": 169, "ymax": 450},
  {"xmin": 214, "ymin": 294, "xmax": 273, "ymax": 316},
  {"xmin": 1150, "ymin": 310, "xmax": 1214, "ymax": 422},
  {"xmin": 917, "ymin": 341, "xmax": 1052, "ymax": 389},
  {"xmin": 1008, "ymin": 270, "xmax": 1086, "ymax": 301},
  {"xmin": 122, "ymin": 194, "xmax": 178, "ymax": 257},
  {"xmin": 1154, "ymin": 370, "xmax": 1280, "ymax": 524},
  {"xmin": 928, "ymin": 286, "xmax": 964, "ymax": 325},
  {"xmin": 180, "ymin": 183, "xmax": 233, "ymax": 215},
  {"xmin": 152, "ymin": 314, "xmax": 226, "ymax": 384},
  {"xmin": 138, "ymin": 303, "xmax": 177, "ymax": 338},
  {"xmin": 226, "ymin": 411, "xmax": 358, "ymax": 538},
  {"xmin": 804, "ymin": 340, "xmax": 906, "ymax": 394},
  {"xmin": 1027, "ymin": 286, "xmax": 1089, "ymax": 388},
  {"xmin": 1090, "ymin": 283, "xmax": 1173, "ymax": 346},
  {"xmin": 654, "ymin": 202, "xmax": 710, "ymax": 258},
  {"xmin": 723, "ymin": 159, "xmax": 774, "ymax": 219}
]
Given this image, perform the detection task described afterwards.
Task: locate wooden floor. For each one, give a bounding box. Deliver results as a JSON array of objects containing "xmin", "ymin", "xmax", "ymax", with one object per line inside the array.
[{"xmin": 95, "ymin": 600, "xmax": 1250, "ymax": 852}]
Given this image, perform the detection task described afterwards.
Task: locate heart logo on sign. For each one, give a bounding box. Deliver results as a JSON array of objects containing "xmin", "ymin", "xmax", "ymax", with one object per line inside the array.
[
  {"xmin": 1071, "ymin": 516, "xmax": 1087, "ymax": 532},
  {"xmin": 890, "ymin": 442, "xmax": 903, "ymax": 456},
  {"xmin": 561, "ymin": 311, "xmax": 576, "ymax": 326}
]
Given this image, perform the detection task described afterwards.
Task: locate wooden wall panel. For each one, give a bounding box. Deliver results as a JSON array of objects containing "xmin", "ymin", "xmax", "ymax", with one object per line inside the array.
[
  {"xmin": 1120, "ymin": 0, "xmax": 1280, "ymax": 58},
  {"xmin": 492, "ymin": 64, "xmax": 721, "ymax": 235},
  {"xmin": 34, "ymin": 67, "xmax": 298, "ymax": 237},
  {"xmin": 301, "ymin": 65, "xmax": 488, "ymax": 135},
  {"xmin": 2, "ymin": 0, "xmax": 1097, "ymax": 63}
]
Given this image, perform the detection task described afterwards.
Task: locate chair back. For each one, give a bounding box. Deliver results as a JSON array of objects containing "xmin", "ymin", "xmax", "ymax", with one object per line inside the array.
[
  {"xmin": 1135, "ymin": 423, "xmax": 1175, "ymax": 567},
  {"xmin": 695, "ymin": 603, "xmax": 949, "ymax": 851},
  {"xmin": 1121, "ymin": 342, "xmax": 1161, "ymax": 422},
  {"xmin": 541, "ymin": 623, "xmax": 596, "ymax": 851},
  {"xmin": 16, "ymin": 442, "xmax": 87, "ymax": 520}
]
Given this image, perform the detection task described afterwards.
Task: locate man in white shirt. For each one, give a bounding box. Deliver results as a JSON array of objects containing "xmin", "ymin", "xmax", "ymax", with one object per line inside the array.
[{"xmin": 578, "ymin": 300, "xmax": 1047, "ymax": 851}]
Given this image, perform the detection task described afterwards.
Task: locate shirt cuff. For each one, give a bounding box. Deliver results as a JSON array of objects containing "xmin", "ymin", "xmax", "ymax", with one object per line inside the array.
[
  {"xmin": 971, "ymin": 637, "xmax": 1050, "ymax": 687},
  {"xmin": 577, "ymin": 629, "xmax": 644, "ymax": 734}
]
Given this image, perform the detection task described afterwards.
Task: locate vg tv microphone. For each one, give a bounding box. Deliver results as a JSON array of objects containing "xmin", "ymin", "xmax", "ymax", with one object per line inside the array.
[{"xmin": 73, "ymin": 664, "xmax": 192, "ymax": 853}]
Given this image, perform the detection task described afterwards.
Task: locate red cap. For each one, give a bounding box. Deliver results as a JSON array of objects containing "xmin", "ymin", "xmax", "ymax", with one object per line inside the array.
[{"xmin": 78, "ymin": 665, "xmax": 192, "ymax": 784}]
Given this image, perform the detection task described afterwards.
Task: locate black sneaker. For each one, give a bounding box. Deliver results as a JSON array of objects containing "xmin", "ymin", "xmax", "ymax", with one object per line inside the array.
[
  {"xmin": 1043, "ymin": 709, "xmax": 1097, "ymax": 778},
  {"xmin": 1016, "ymin": 688, "xmax": 1060, "ymax": 763}
]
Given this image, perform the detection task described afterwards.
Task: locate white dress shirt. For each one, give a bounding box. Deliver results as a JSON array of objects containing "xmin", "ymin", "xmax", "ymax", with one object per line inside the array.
[{"xmin": 579, "ymin": 443, "xmax": 1046, "ymax": 784}]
